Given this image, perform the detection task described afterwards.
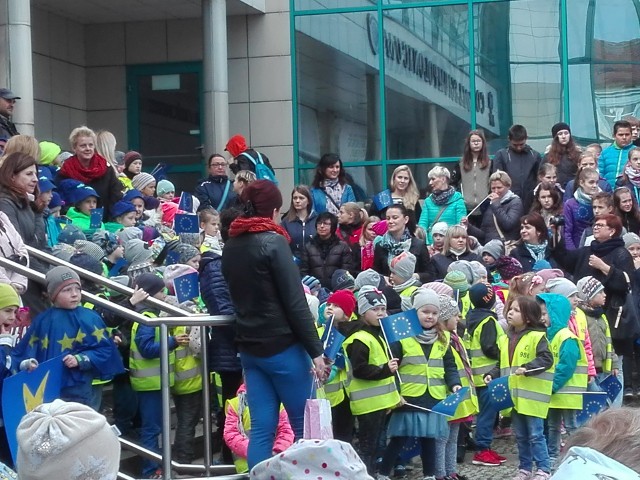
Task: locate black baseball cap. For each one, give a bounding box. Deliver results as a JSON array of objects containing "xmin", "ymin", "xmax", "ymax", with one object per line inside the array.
[{"xmin": 0, "ymin": 89, "xmax": 20, "ymax": 100}]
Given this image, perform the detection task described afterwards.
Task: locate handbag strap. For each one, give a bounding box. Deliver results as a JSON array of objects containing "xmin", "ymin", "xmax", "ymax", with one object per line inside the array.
[
  {"xmin": 216, "ymin": 180, "xmax": 231, "ymax": 211},
  {"xmin": 320, "ymin": 188, "xmax": 342, "ymax": 211},
  {"xmin": 428, "ymin": 206, "xmax": 447, "ymax": 232},
  {"xmin": 492, "ymin": 213, "xmax": 506, "ymax": 242}
]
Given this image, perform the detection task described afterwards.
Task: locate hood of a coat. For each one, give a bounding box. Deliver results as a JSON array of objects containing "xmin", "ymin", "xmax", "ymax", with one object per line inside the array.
[{"xmin": 536, "ymin": 293, "xmax": 571, "ymax": 340}]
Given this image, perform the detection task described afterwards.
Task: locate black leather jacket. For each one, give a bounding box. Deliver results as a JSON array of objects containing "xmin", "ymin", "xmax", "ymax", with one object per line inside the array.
[{"xmin": 221, "ymin": 229, "xmax": 323, "ymax": 359}]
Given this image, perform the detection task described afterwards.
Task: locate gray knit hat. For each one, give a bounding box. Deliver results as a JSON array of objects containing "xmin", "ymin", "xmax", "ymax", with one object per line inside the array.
[
  {"xmin": 481, "ymin": 239, "xmax": 505, "ymax": 260},
  {"xmin": 546, "ymin": 277, "xmax": 579, "ymax": 298},
  {"xmin": 576, "ymin": 276, "xmax": 605, "ymax": 302},
  {"xmin": 131, "ymin": 172, "xmax": 155, "ymax": 191},
  {"xmin": 438, "ymin": 294, "xmax": 460, "ymax": 322},
  {"xmin": 51, "ymin": 243, "xmax": 76, "ymax": 262},
  {"xmin": 624, "ymin": 232, "xmax": 640, "ymax": 248},
  {"xmin": 124, "ymin": 238, "xmax": 153, "ymax": 265},
  {"xmin": 175, "ymin": 243, "xmax": 200, "ymax": 265},
  {"xmin": 45, "ymin": 266, "xmax": 80, "ymax": 301},
  {"xmin": 357, "ymin": 285, "xmax": 387, "ymax": 314},
  {"xmin": 73, "ymin": 239, "xmax": 105, "ymax": 261},
  {"xmin": 469, "ymin": 261, "xmax": 488, "ymax": 283},
  {"xmin": 119, "ymin": 226, "xmax": 142, "ymax": 243},
  {"xmin": 411, "ymin": 288, "xmax": 440, "ymax": 311},
  {"xmin": 448, "ymin": 260, "xmax": 477, "ymax": 284},
  {"xmin": 431, "ymin": 222, "xmax": 448, "ymax": 237},
  {"xmin": 354, "ymin": 269, "xmax": 382, "ymax": 290},
  {"xmin": 389, "ymin": 251, "xmax": 417, "ymax": 281}
]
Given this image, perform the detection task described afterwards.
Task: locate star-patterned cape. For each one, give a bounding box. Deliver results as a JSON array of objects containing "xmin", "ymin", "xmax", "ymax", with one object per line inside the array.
[{"xmin": 11, "ymin": 306, "xmax": 125, "ymax": 388}]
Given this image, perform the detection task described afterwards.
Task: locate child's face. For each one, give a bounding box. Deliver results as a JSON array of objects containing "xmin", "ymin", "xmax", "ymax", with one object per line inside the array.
[
  {"xmin": 364, "ymin": 222, "xmax": 376, "ymax": 241},
  {"xmin": 417, "ymin": 304, "xmax": 438, "ymax": 329},
  {"xmin": 443, "ymin": 314, "xmax": 459, "ymax": 332},
  {"xmin": 629, "ymin": 151, "xmax": 640, "ymax": 171},
  {"xmin": 201, "ymin": 216, "xmax": 220, "ymax": 237},
  {"xmin": 159, "ymin": 191, "xmax": 174, "ymax": 201},
  {"xmin": 580, "ymin": 174, "xmax": 599, "ymax": 196},
  {"xmin": 632, "ymin": 125, "xmax": 639, "ymax": 141},
  {"xmin": 628, "ymin": 244, "xmax": 640, "ymax": 259},
  {"xmin": 540, "ymin": 169, "xmax": 557, "ymax": 184},
  {"xmin": 362, "ymin": 305, "xmax": 387, "ymax": 326},
  {"xmin": 153, "ymin": 289, "xmax": 167, "ymax": 302},
  {"xmin": 389, "ymin": 272, "xmax": 408, "ymax": 286},
  {"xmin": 538, "ymin": 189, "xmax": 554, "ymax": 211},
  {"xmin": 78, "ymin": 196, "xmax": 97, "ymax": 215},
  {"xmin": 618, "ymin": 192, "xmax": 634, "ymax": 213},
  {"xmin": 132, "ymin": 198, "xmax": 145, "ymax": 219},
  {"xmin": 55, "ymin": 283, "xmax": 82, "ymax": 309},
  {"xmin": 590, "ymin": 290, "xmax": 606, "ymax": 308},
  {"xmin": 568, "ymin": 293, "xmax": 579, "ymax": 310},
  {"xmin": 119, "ymin": 212, "xmax": 137, "ymax": 227},
  {"xmin": 585, "ymin": 147, "xmax": 601, "ymax": 162},
  {"xmin": 432, "ymin": 233, "xmax": 445, "ymax": 248},
  {"xmin": 615, "ymin": 127, "xmax": 632, "ymax": 148},
  {"xmin": 50, "ymin": 206, "xmax": 61, "ymax": 218},
  {"xmin": 233, "ymin": 178, "xmax": 245, "ymax": 194},
  {"xmin": 592, "ymin": 200, "xmax": 612, "ymax": 217},
  {"xmin": 507, "ymin": 300, "xmax": 526, "ymax": 330},
  {"xmin": 579, "ymin": 156, "xmax": 597, "ymax": 170},
  {"xmin": 40, "ymin": 191, "xmax": 53, "ymax": 206},
  {"xmin": 530, "ymin": 282, "xmax": 545, "ymax": 296},
  {"xmin": 538, "ymin": 302, "xmax": 550, "ymax": 327},
  {"xmin": 0, "ymin": 306, "xmax": 17, "ymax": 332},
  {"xmin": 482, "ymin": 253, "xmax": 496, "ymax": 266},
  {"xmin": 128, "ymin": 159, "xmax": 142, "ymax": 175},
  {"xmin": 186, "ymin": 254, "xmax": 201, "ymax": 270},
  {"xmin": 141, "ymin": 183, "xmax": 156, "ymax": 197},
  {"xmin": 325, "ymin": 302, "xmax": 347, "ymax": 322}
]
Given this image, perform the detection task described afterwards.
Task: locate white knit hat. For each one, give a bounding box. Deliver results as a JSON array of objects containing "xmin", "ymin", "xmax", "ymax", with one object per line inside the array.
[{"xmin": 17, "ymin": 400, "xmax": 121, "ymax": 480}]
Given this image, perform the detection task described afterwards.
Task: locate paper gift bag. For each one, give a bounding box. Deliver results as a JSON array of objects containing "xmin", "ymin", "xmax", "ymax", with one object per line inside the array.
[{"xmin": 303, "ymin": 398, "xmax": 333, "ymax": 440}]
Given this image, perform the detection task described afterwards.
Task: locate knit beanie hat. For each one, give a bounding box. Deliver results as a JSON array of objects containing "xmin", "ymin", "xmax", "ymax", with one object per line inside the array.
[
  {"xmin": 438, "ymin": 294, "xmax": 460, "ymax": 322},
  {"xmin": 156, "ymin": 179, "xmax": 175, "ymax": 196},
  {"xmin": 422, "ymin": 281, "xmax": 454, "ymax": 298},
  {"xmin": 448, "ymin": 260, "xmax": 477, "ymax": 284},
  {"xmin": 57, "ymin": 179, "xmax": 99, "ymax": 205},
  {"xmin": 131, "ymin": 172, "xmax": 155, "ymax": 192},
  {"xmin": 124, "ymin": 238, "xmax": 153, "ymax": 265},
  {"xmin": 52, "ymin": 243, "xmax": 76, "ymax": 262},
  {"xmin": 175, "ymin": 243, "xmax": 200, "ymax": 264},
  {"xmin": 624, "ymin": 232, "xmax": 640, "ymax": 248},
  {"xmin": 225, "ymin": 134, "xmax": 247, "ymax": 157},
  {"xmin": 536, "ymin": 268, "xmax": 564, "ymax": 284},
  {"xmin": 354, "ymin": 269, "xmax": 382, "ymax": 291},
  {"xmin": 444, "ymin": 270, "xmax": 470, "ymax": 292},
  {"xmin": 357, "ymin": 286, "xmax": 387, "ymax": 314},
  {"xmin": 331, "ymin": 269, "xmax": 355, "ymax": 291},
  {"xmin": 72, "ymin": 240, "xmax": 104, "ymax": 262},
  {"xmin": 46, "ymin": 266, "xmax": 80, "ymax": 301},
  {"xmin": 91, "ymin": 230, "xmax": 120, "ymax": 256},
  {"xmin": 469, "ymin": 282, "xmax": 496, "ymax": 309},
  {"xmin": 110, "ymin": 200, "xmax": 136, "ymax": 219},
  {"xmin": 302, "ymin": 275, "xmax": 321, "ymax": 295},
  {"xmin": 551, "ymin": 122, "xmax": 571, "ymax": 138},
  {"xmin": 39, "ymin": 141, "xmax": 62, "ymax": 166},
  {"xmin": 133, "ymin": 273, "xmax": 165, "ymax": 297},
  {"xmin": 546, "ymin": 277, "xmax": 579, "ymax": 298},
  {"xmin": 431, "ymin": 222, "xmax": 448, "ymax": 237},
  {"xmin": 532, "ymin": 259, "xmax": 552, "ymax": 272},
  {"xmin": 411, "ymin": 288, "xmax": 440, "ymax": 311},
  {"xmin": 48, "ymin": 191, "xmax": 64, "ymax": 210},
  {"xmin": 178, "ymin": 232, "xmax": 201, "ymax": 247},
  {"xmin": 241, "ymin": 180, "xmax": 283, "ymax": 218},
  {"xmin": 327, "ymin": 289, "xmax": 357, "ymax": 318},
  {"xmin": 495, "ymin": 256, "xmax": 523, "ymax": 281},
  {"xmin": 163, "ymin": 264, "xmax": 198, "ymax": 292},
  {"xmin": 123, "ymin": 150, "xmax": 142, "ymax": 170},
  {"xmin": 123, "ymin": 189, "xmax": 144, "ymax": 203},
  {"xmin": 0, "ymin": 283, "xmax": 20, "ymax": 309},
  {"xmin": 57, "ymin": 224, "xmax": 86, "ymax": 245},
  {"xmin": 389, "ymin": 251, "xmax": 417, "ymax": 281},
  {"xmin": 469, "ymin": 261, "xmax": 487, "ymax": 282},
  {"xmin": 119, "ymin": 226, "xmax": 143, "ymax": 243},
  {"xmin": 481, "ymin": 239, "xmax": 505, "ymax": 260},
  {"xmin": 576, "ymin": 275, "xmax": 605, "ymax": 303},
  {"xmin": 16, "ymin": 400, "xmax": 121, "ymax": 480},
  {"xmin": 69, "ymin": 253, "xmax": 103, "ymax": 276},
  {"xmin": 371, "ymin": 220, "xmax": 388, "ymax": 236},
  {"xmin": 114, "ymin": 150, "xmax": 125, "ymax": 167}
]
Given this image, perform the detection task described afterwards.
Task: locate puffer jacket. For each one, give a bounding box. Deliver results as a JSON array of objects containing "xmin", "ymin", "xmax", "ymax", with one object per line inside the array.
[
  {"xmin": 194, "ymin": 175, "xmax": 237, "ymax": 212},
  {"xmin": 467, "ymin": 192, "xmax": 523, "ymax": 243},
  {"xmin": 600, "ymin": 142, "xmax": 634, "ymax": 189},
  {"xmin": 418, "ymin": 191, "xmax": 466, "ymax": 243},
  {"xmin": 199, "ymin": 251, "xmax": 241, "ymax": 373},
  {"xmin": 281, "ymin": 211, "xmax": 317, "ymax": 261},
  {"xmin": 221, "ymin": 228, "xmax": 323, "ymax": 359},
  {"xmin": 300, "ymin": 235, "xmax": 354, "ymax": 289}
]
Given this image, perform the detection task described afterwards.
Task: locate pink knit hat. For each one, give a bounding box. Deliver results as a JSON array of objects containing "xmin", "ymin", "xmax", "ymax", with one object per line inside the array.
[{"xmin": 422, "ymin": 281, "xmax": 454, "ymax": 298}]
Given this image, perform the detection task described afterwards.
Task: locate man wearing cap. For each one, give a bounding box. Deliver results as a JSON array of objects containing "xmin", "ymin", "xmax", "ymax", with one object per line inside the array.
[
  {"xmin": 225, "ymin": 133, "xmax": 275, "ymax": 176},
  {"xmin": 0, "ymin": 88, "xmax": 20, "ymax": 138}
]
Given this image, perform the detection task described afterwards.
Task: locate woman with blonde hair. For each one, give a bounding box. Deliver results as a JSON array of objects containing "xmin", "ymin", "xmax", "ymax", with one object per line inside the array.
[
  {"xmin": 418, "ymin": 166, "xmax": 466, "ymax": 243},
  {"xmin": 95, "ymin": 130, "xmax": 120, "ymax": 178},
  {"xmin": 426, "ymin": 224, "xmax": 482, "ymax": 280},
  {"xmin": 371, "ymin": 165, "xmax": 421, "ymax": 220},
  {"xmin": 0, "ymin": 134, "xmax": 40, "ymax": 166}
]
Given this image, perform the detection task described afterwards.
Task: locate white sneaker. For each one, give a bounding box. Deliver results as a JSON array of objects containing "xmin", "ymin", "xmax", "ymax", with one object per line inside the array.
[
  {"xmin": 531, "ymin": 469, "xmax": 550, "ymax": 480},
  {"xmin": 512, "ymin": 469, "xmax": 532, "ymax": 480},
  {"xmin": 423, "ymin": 476, "xmax": 436, "ymax": 480}
]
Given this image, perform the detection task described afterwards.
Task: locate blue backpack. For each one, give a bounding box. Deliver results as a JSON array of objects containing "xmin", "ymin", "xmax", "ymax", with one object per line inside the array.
[{"xmin": 240, "ymin": 151, "xmax": 278, "ymax": 185}]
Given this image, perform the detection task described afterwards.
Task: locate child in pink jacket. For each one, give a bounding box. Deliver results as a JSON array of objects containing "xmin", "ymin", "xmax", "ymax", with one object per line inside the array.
[{"xmin": 224, "ymin": 384, "xmax": 294, "ymax": 473}]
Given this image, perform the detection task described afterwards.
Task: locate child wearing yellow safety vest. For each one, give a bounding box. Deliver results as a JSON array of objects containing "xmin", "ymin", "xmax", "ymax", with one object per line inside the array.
[
  {"xmin": 537, "ymin": 293, "xmax": 588, "ymax": 468},
  {"xmin": 389, "ymin": 251, "xmax": 421, "ymax": 311},
  {"xmin": 343, "ymin": 286, "xmax": 401, "ymax": 477},
  {"xmin": 435, "ymin": 294, "xmax": 478, "ymax": 480},
  {"xmin": 576, "ymin": 276, "xmax": 620, "ymax": 391},
  {"xmin": 128, "ymin": 273, "xmax": 190, "ymax": 479},
  {"xmin": 485, "ymin": 296, "xmax": 554, "ymax": 480},
  {"xmin": 377, "ymin": 288, "xmax": 461, "ymax": 480},
  {"xmin": 318, "ymin": 289, "xmax": 357, "ymax": 442}
]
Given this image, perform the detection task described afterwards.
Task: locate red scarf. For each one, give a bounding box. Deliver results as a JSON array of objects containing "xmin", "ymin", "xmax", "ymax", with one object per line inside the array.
[
  {"xmin": 59, "ymin": 153, "xmax": 109, "ymax": 184},
  {"xmin": 229, "ymin": 216, "xmax": 291, "ymax": 242}
]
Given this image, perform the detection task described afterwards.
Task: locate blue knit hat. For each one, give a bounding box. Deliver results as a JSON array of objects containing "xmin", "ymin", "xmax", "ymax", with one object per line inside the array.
[
  {"xmin": 57, "ymin": 179, "xmax": 99, "ymax": 205},
  {"xmin": 48, "ymin": 191, "xmax": 64, "ymax": 210},
  {"xmin": 57, "ymin": 224, "xmax": 86, "ymax": 245},
  {"xmin": 123, "ymin": 189, "xmax": 144, "ymax": 202},
  {"xmin": 110, "ymin": 200, "xmax": 136, "ymax": 219}
]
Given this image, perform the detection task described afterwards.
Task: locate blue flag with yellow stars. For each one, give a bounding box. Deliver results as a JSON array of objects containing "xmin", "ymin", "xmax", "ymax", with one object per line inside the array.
[
  {"xmin": 487, "ymin": 376, "xmax": 514, "ymax": 410},
  {"xmin": 577, "ymin": 392, "xmax": 609, "ymax": 425},
  {"xmin": 432, "ymin": 387, "xmax": 470, "ymax": 417},
  {"xmin": 174, "ymin": 213, "xmax": 199, "ymax": 233},
  {"xmin": 178, "ymin": 192, "xmax": 193, "ymax": 213},
  {"xmin": 380, "ymin": 309, "xmax": 422, "ymax": 344},
  {"xmin": 3, "ymin": 356, "xmax": 64, "ymax": 462},
  {"xmin": 174, "ymin": 272, "xmax": 200, "ymax": 304},
  {"xmin": 598, "ymin": 374, "xmax": 622, "ymax": 402},
  {"xmin": 321, "ymin": 324, "xmax": 346, "ymax": 361},
  {"xmin": 90, "ymin": 207, "xmax": 104, "ymax": 229},
  {"xmin": 11, "ymin": 306, "xmax": 125, "ymax": 406}
]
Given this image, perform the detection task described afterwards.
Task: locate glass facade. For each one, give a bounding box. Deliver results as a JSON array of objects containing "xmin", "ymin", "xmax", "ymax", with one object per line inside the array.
[{"xmin": 291, "ymin": 0, "xmax": 640, "ymax": 192}]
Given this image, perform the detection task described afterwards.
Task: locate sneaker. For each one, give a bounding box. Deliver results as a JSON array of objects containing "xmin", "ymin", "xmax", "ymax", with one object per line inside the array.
[
  {"xmin": 512, "ymin": 469, "xmax": 532, "ymax": 480},
  {"xmin": 445, "ymin": 475, "xmax": 469, "ymax": 480},
  {"xmin": 148, "ymin": 470, "xmax": 163, "ymax": 479},
  {"xmin": 494, "ymin": 426, "xmax": 513, "ymax": 438},
  {"xmin": 393, "ymin": 465, "xmax": 407, "ymax": 478},
  {"xmin": 489, "ymin": 449, "xmax": 508, "ymax": 464},
  {"xmin": 624, "ymin": 387, "xmax": 634, "ymax": 398},
  {"xmin": 472, "ymin": 449, "xmax": 501, "ymax": 466},
  {"xmin": 531, "ymin": 469, "xmax": 550, "ymax": 480}
]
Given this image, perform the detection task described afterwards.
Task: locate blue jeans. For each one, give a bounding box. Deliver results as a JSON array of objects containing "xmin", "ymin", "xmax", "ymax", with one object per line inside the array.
[
  {"xmin": 240, "ymin": 343, "xmax": 313, "ymax": 469},
  {"xmin": 511, "ymin": 410, "xmax": 550, "ymax": 473},
  {"xmin": 546, "ymin": 408, "xmax": 576, "ymax": 463},
  {"xmin": 138, "ymin": 391, "xmax": 163, "ymax": 477},
  {"xmin": 475, "ymin": 386, "xmax": 497, "ymax": 450}
]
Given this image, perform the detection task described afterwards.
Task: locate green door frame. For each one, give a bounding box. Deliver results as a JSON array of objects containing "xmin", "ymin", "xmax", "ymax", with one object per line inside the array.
[{"xmin": 126, "ymin": 62, "xmax": 204, "ymax": 174}]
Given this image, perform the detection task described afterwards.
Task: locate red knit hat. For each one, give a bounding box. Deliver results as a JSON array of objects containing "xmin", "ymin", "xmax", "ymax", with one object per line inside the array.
[
  {"xmin": 123, "ymin": 150, "xmax": 142, "ymax": 169},
  {"xmin": 241, "ymin": 180, "xmax": 283, "ymax": 218},
  {"xmin": 326, "ymin": 289, "xmax": 356, "ymax": 319},
  {"xmin": 225, "ymin": 134, "xmax": 247, "ymax": 157}
]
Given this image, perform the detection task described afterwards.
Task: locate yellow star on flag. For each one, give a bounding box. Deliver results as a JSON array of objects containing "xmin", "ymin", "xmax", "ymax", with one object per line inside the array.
[
  {"xmin": 92, "ymin": 326, "xmax": 106, "ymax": 342},
  {"xmin": 41, "ymin": 335, "xmax": 49, "ymax": 350},
  {"xmin": 57, "ymin": 333, "xmax": 75, "ymax": 351},
  {"xmin": 28, "ymin": 335, "xmax": 40, "ymax": 348},
  {"xmin": 75, "ymin": 329, "xmax": 87, "ymax": 344},
  {"xmin": 23, "ymin": 371, "xmax": 49, "ymax": 412}
]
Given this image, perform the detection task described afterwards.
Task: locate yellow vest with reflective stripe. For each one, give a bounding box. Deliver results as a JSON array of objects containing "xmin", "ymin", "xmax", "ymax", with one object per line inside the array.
[
  {"xmin": 130, "ymin": 317, "xmax": 175, "ymax": 392},
  {"xmin": 445, "ymin": 331, "xmax": 479, "ymax": 420},
  {"xmin": 316, "ymin": 325, "xmax": 348, "ymax": 407},
  {"xmin": 499, "ymin": 331, "xmax": 553, "ymax": 418},
  {"xmin": 576, "ymin": 308, "xmax": 613, "ymax": 373},
  {"xmin": 460, "ymin": 293, "xmax": 471, "ymax": 319},
  {"xmin": 171, "ymin": 326, "xmax": 203, "ymax": 395},
  {"xmin": 343, "ymin": 330, "xmax": 400, "ymax": 415},
  {"xmin": 398, "ymin": 336, "xmax": 448, "ymax": 400},
  {"xmin": 549, "ymin": 328, "xmax": 588, "ymax": 409},
  {"xmin": 210, "ymin": 372, "xmax": 223, "ymax": 407},
  {"xmin": 399, "ymin": 285, "xmax": 419, "ymax": 298},
  {"xmin": 469, "ymin": 314, "xmax": 505, "ymax": 387}
]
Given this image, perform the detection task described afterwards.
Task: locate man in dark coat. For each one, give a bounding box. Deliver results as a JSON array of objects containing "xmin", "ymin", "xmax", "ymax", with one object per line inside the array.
[
  {"xmin": 194, "ymin": 153, "xmax": 237, "ymax": 212},
  {"xmin": 0, "ymin": 88, "xmax": 20, "ymax": 139}
]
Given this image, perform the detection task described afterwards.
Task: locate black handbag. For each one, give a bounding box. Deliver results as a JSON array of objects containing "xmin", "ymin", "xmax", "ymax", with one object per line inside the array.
[{"xmin": 607, "ymin": 272, "xmax": 640, "ymax": 341}]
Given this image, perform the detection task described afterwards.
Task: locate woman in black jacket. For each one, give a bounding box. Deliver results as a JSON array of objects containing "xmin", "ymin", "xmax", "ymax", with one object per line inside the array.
[
  {"xmin": 221, "ymin": 180, "xmax": 326, "ymax": 470},
  {"xmin": 373, "ymin": 204, "xmax": 431, "ymax": 282},
  {"xmin": 426, "ymin": 224, "xmax": 482, "ymax": 280},
  {"xmin": 510, "ymin": 212, "xmax": 557, "ymax": 272},
  {"xmin": 300, "ymin": 212, "xmax": 354, "ymax": 288}
]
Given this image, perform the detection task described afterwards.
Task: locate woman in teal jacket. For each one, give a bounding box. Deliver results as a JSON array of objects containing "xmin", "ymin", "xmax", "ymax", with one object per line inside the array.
[
  {"xmin": 310, "ymin": 154, "xmax": 355, "ymax": 214},
  {"xmin": 418, "ymin": 166, "xmax": 466, "ymax": 243}
]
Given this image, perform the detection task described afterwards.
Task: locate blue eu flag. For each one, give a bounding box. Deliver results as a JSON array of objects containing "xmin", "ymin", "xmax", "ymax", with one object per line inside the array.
[
  {"xmin": 373, "ymin": 189, "xmax": 393, "ymax": 211},
  {"xmin": 174, "ymin": 213, "xmax": 199, "ymax": 233},
  {"xmin": 165, "ymin": 250, "xmax": 181, "ymax": 266},
  {"xmin": 598, "ymin": 374, "xmax": 622, "ymax": 402},
  {"xmin": 432, "ymin": 387, "xmax": 470, "ymax": 417},
  {"xmin": 487, "ymin": 377, "xmax": 514, "ymax": 410},
  {"xmin": 398, "ymin": 437, "xmax": 420, "ymax": 462},
  {"xmin": 577, "ymin": 392, "xmax": 609, "ymax": 425},
  {"xmin": 380, "ymin": 309, "xmax": 422, "ymax": 344},
  {"xmin": 178, "ymin": 192, "xmax": 193, "ymax": 213},
  {"xmin": 90, "ymin": 207, "xmax": 104, "ymax": 229},
  {"xmin": 174, "ymin": 272, "xmax": 200, "ymax": 303},
  {"xmin": 321, "ymin": 325, "xmax": 346, "ymax": 361}
]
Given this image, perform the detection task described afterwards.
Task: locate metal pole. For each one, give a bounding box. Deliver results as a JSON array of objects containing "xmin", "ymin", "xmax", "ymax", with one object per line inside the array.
[
  {"xmin": 200, "ymin": 325, "xmax": 212, "ymax": 475},
  {"xmin": 160, "ymin": 324, "xmax": 173, "ymax": 479}
]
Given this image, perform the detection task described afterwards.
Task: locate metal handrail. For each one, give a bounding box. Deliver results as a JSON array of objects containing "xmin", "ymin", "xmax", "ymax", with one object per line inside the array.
[{"xmin": 0, "ymin": 253, "xmax": 239, "ymax": 479}]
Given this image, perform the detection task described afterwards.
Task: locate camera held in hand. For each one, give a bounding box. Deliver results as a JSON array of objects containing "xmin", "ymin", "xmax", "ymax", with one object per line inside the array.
[{"xmin": 549, "ymin": 216, "xmax": 565, "ymax": 227}]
